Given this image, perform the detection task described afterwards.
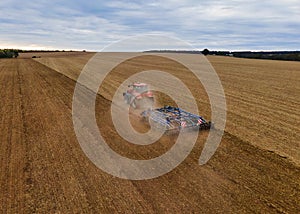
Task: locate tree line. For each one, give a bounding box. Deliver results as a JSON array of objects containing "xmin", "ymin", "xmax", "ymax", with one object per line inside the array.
[
  {"xmin": 0, "ymin": 49, "xmax": 19, "ymax": 58},
  {"xmin": 145, "ymin": 49, "xmax": 300, "ymax": 62},
  {"xmin": 209, "ymin": 50, "xmax": 300, "ymax": 61}
]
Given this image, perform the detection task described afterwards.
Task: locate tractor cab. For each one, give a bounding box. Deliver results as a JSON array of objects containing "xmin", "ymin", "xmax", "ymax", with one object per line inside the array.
[
  {"xmin": 123, "ymin": 82, "xmax": 154, "ymax": 109},
  {"xmin": 130, "ymin": 83, "xmax": 149, "ymax": 93}
]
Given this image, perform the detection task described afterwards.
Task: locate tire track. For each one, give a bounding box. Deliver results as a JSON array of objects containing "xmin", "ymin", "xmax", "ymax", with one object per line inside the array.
[
  {"xmin": 32, "ymin": 57, "xmax": 300, "ymax": 213},
  {"xmin": 0, "ymin": 59, "xmax": 27, "ymax": 213},
  {"xmin": 1, "ymin": 58, "xmax": 299, "ymax": 213}
]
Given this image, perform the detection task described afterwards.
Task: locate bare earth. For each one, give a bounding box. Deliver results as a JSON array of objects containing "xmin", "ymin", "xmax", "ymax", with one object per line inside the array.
[{"xmin": 0, "ymin": 53, "xmax": 299, "ymax": 213}]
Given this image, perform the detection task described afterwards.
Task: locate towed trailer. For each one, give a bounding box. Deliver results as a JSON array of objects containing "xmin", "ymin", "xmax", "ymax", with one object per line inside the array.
[{"xmin": 141, "ymin": 106, "xmax": 212, "ymax": 133}]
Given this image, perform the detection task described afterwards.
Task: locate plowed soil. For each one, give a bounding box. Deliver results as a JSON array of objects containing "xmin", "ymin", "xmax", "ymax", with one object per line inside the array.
[{"xmin": 0, "ymin": 54, "xmax": 299, "ymax": 213}]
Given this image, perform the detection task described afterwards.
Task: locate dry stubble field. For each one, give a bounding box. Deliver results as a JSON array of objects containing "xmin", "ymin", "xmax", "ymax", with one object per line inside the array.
[{"xmin": 0, "ymin": 52, "xmax": 299, "ymax": 213}]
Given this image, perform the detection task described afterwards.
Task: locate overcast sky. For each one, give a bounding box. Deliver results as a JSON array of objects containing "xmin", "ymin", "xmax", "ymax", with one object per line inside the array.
[{"xmin": 0, "ymin": 0, "xmax": 299, "ymax": 51}]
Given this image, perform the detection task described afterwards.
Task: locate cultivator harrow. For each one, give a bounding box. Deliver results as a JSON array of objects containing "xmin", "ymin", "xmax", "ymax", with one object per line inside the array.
[{"xmin": 141, "ymin": 106, "xmax": 212, "ymax": 133}]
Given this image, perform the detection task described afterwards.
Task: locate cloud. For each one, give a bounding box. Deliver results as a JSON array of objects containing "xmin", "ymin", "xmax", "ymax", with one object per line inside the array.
[{"xmin": 0, "ymin": 0, "xmax": 299, "ymax": 51}]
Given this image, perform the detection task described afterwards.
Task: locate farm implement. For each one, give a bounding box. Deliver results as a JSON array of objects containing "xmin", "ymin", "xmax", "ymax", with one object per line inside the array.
[{"xmin": 141, "ymin": 106, "xmax": 212, "ymax": 133}]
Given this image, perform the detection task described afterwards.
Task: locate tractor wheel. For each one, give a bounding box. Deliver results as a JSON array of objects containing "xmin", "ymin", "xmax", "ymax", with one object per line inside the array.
[
  {"xmin": 124, "ymin": 96, "xmax": 129, "ymax": 104},
  {"xmin": 149, "ymin": 97, "xmax": 154, "ymax": 108},
  {"xmin": 123, "ymin": 94, "xmax": 129, "ymax": 104},
  {"xmin": 148, "ymin": 97, "xmax": 154, "ymax": 107},
  {"xmin": 131, "ymin": 99, "xmax": 137, "ymax": 109}
]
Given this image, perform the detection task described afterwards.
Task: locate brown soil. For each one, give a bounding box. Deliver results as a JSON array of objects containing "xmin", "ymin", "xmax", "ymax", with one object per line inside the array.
[{"xmin": 0, "ymin": 55, "xmax": 299, "ymax": 213}]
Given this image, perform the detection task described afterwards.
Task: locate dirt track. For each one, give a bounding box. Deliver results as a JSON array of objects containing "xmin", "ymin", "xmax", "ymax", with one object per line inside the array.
[
  {"xmin": 0, "ymin": 56, "xmax": 300, "ymax": 213},
  {"xmin": 36, "ymin": 53, "xmax": 300, "ymax": 165}
]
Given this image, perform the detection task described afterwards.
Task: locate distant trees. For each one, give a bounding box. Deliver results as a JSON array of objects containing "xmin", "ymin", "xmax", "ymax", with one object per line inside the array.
[
  {"xmin": 140, "ymin": 49, "xmax": 300, "ymax": 61},
  {"xmin": 232, "ymin": 51, "xmax": 300, "ymax": 61},
  {"xmin": 0, "ymin": 49, "xmax": 19, "ymax": 58},
  {"xmin": 205, "ymin": 50, "xmax": 300, "ymax": 61},
  {"xmin": 14, "ymin": 51, "xmax": 19, "ymax": 58},
  {"xmin": 202, "ymin": 48, "xmax": 210, "ymax": 56}
]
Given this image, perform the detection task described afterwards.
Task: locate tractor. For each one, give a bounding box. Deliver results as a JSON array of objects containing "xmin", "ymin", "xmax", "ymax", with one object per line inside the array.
[{"xmin": 123, "ymin": 82, "xmax": 154, "ymax": 109}]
